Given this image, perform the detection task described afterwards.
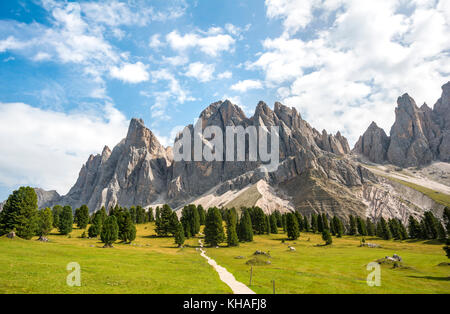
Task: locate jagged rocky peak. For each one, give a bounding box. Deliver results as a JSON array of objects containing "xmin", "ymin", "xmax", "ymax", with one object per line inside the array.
[
  {"xmin": 199, "ymin": 100, "xmax": 247, "ymax": 127},
  {"xmin": 353, "ymin": 122, "xmax": 390, "ymax": 164},
  {"xmin": 433, "ymin": 81, "xmax": 450, "ymax": 129}
]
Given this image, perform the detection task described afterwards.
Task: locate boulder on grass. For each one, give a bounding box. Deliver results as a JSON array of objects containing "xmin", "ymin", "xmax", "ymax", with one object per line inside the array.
[
  {"xmin": 37, "ymin": 236, "xmax": 49, "ymax": 242},
  {"xmin": 6, "ymin": 231, "xmax": 16, "ymax": 239}
]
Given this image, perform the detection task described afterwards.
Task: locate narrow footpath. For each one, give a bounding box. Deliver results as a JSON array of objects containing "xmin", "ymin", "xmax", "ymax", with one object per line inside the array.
[{"xmin": 198, "ymin": 239, "xmax": 255, "ymax": 294}]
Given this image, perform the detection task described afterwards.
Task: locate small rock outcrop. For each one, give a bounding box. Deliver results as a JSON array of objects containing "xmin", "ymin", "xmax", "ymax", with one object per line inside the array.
[{"xmin": 353, "ymin": 122, "xmax": 390, "ymax": 164}]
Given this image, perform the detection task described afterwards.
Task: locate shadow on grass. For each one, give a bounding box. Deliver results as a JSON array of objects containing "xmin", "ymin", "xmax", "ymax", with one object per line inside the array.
[{"xmin": 407, "ymin": 275, "xmax": 450, "ymax": 282}]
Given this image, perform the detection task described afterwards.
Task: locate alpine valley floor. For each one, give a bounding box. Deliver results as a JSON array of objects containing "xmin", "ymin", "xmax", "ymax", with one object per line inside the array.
[{"xmin": 0, "ymin": 223, "xmax": 448, "ymax": 294}]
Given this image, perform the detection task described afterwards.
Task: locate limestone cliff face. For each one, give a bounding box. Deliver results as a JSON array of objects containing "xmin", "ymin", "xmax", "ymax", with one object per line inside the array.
[
  {"xmin": 354, "ymin": 82, "xmax": 450, "ymax": 167},
  {"xmin": 58, "ymin": 118, "xmax": 171, "ymax": 210}
]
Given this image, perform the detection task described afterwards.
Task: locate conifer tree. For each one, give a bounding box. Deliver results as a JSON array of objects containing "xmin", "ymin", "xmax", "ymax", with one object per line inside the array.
[
  {"xmin": 282, "ymin": 214, "xmax": 287, "ymax": 233},
  {"xmin": 204, "ymin": 207, "xmax": 225, "ymax": 247},
  {"xmin": 330, "ymin": 218, "xmax": 336, "ymax": 236},
  {"xmin": 52, "ymin": 205, "xmax": 62, "ymax": 229},
  {"xmin": 322, "ymin": 213, "xmax": 329, "ymax": 231},
  {"xmin": 443, "ymin": 239, "xmax": 450, "ymax": 259},
  {"xmin": 198, "ymin": 205, "xmax": 206, "ymax": 225},
  {"xmin": 129, "ymin": 206, "xmax": 137, "ymax": 224},
  {"xmin": 379, "ymin": 217, "xmax": 392, "ymax": 240},
  {"xmin": 76, "ymin": 205, "xmax": 89, "ymax": 229},
  {"xmin": 317, "ymin": 213, "xmax": 324, "ymax": 233},
  {"xmin": 286, "ymin": 213, "xmax": 300, "ymax": 240},
  {"xmin": 155, "ymin": 204, "xmax": 177, "ymax": 236},
  {"xmin": 119, "ymin": 211, "xmax": 136, "ymax": 243},
  {"xmin": 295, "ymin": 212, "xmax": 303, "ymax": 231},
  {"xmin": 101, "ymin": 216, "xmax": 119, "ymax": 247},
  {"xmin": 322, "ymin": 229, "xmax": 332, "ymax": 245},
  {"xmin": 366, "ymin": 218, "xmax": 376, "ymax": 236},
  {"xmin": 311, "ymin": 214, "xmax": 318, "ymax": 233},
  {"xmin": 265, "ymin": 214, "xmax": 271, "ymax": 234},
  {"xmin": 252, "ymin": 207, "xmax": 266, "ymax": 235},
  {"xmin": 333, "ymin": 216, "xmax": 344, "ymax": 238},
  {"xmin": 58, "ymin": 206, "xmax": 73, "ymax": 235},
  {"xmin": 238, "ymin": 209, "xmax": 253, "ymax": 242},
  {"xmin": 148, "ymin": 208, "xmax": 154, "ymax": 222},
  {"xmin": 174, "ymin": 222, "xmax": 185, "ymax": 247},
  {"xmin": 226, "ymin": 209, "xmax": 239, "ymax": 247},
  {"xmin": 422, "ymin": 211, "xmax": 440, "ymax": 239},
  {"xmin": 37, "ymin": 207, "xmax": 53, "ymax": 237},
  {"xmin": 348, "ymin": 215, "xmax": 357, "ymax": 235},
  {"xmin": 443, "ymin": 207, "xmax": 450, "ymax": 236},
  {"xmin": 274, "ymin": 210, "xmax": 282, "ymax": 227},
  {"xmin": 303, "ymin": 215, "xmax": 310, "ymax": 232},
  {"xmin": 270, "ymin": 214, "xmax": 278, "ymax": 234},
  {"xmin": 0, "ymin": 187, "xmax": 39, "ymax": 239},
  {"xmin": 356, "ymin": 217, "xmax": 367, "ymax": 236},
  {"xmin": 408, "ymin": 215, "xmax": 421, "ymax": 239},
  {"xmin": 88, "ymin": 210, "xmax": 103, "ymax": 238}
]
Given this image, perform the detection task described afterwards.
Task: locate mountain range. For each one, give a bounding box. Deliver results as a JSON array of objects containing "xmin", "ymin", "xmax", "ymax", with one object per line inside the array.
[{"xmin": 10, "ymin": 82, "xmax": 450, "ymax": 223}]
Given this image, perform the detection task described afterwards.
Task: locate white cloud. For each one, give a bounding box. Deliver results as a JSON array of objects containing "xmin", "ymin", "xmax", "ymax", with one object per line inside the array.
[
  {"xmin": 0, "ymin": 101, "xmax": 129, "ymax": 195},
  {"xmin": 110, "ymin": 61, "xmax": 149, "ymax": 84},
  {"xmin": 166, "ymin": 30, "xmax": 235, "ymax": 56},
  {"xmin": 218, "ymin": 71, "xmax": 233, "ymax": 79},
  {"xmin": 149, "ymin": 34, "xmax": 164, "ymax": 49},
  {"xmin": 256, "ymin": 0, "xmax": 450, "ymax": 145},
  {"xmin": 185, "ymin": 62, "xmax": 215, "ymax": 82},
  {"xmin": 231, "ymin": 80, "xmax": 264, "ymax": 92}
]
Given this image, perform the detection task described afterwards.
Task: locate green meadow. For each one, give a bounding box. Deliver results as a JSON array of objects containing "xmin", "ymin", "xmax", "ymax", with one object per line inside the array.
[{"xmin": 0, "ymin": 223, "xmax": 448, "ymax": 294}]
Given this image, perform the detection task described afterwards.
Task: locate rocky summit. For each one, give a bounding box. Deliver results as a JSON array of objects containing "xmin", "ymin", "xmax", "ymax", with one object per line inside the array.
[
  {"xmin": 354, "ymin": 82, "xmax": 450, "ymax": 167},
  {"xmin": 33, "ymin": 86, "xmax": 449, "ymax": 223}
]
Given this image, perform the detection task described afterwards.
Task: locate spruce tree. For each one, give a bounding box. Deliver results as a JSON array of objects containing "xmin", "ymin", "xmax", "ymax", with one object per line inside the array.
[
  {"xmin": 129, "ymin": 206, "xmax": 137, "ymax": 224},
  {"xmin": 204, "ymin": 207, "xmax": 225, "ymax": 247},
  {"xmin": 238, "ymin": 209, "xmax": 253, "ymax": 242},
  {"xmin": 333, "ymin": 216, "xmax": 344, "ymax": 238},
  {"xmin": 189, "ymin": 204, "xmax": 200, "ymax": 236},
  {"xmin": 357, "ymin": 217, "xmax": 367, "ymax": 236},
  {"xmin": 88, "ymin": 211, "xmax": 103, "ymax": 238},
  {"xmin": 303, "ymin": 215, "xmax": 310, "ymax": 232},
  {"xmin": 148, "ymin": 208, "xmax": 154, "ymax": 222},
  {"xmin": 174, "ymin": 222, "xmax": 185, "ymax": 247},
  {"xmin": 282, "ymin": 214, "xmax": 287, "ymax": 233},
  {"xmin": 379, "ymin": 217, "xmax": 392, "ymax": 240},
  {"xmin": 265, "ymin": 215, "xmax": 271, "ymax": 234},
  {"xmin": 322, "ymin": 229, "xmax": 332, "ymax": 245},
  {"xmin": 180, "ymin": 206, "xmax": 192, "ymax": 238},
  {"xmin": 443, "ymin": 239, "xmax": 450, "ymax": 259},
  {"xmin": 0, "ymin": 186, "xmax": 39, "ymax": 239},
  {"xmin": 274, "ymin": 210, "xmax": 282, "ymax": 227},
  {"xmin": 52, "ymin": 205, "xmax": 62, "ymax": 229},
  {"xmin": 286, "ymin": 213, "xmax": 300, "ymax": 240},
  {"xmin": 58, "ymin": 206, "xmax": 73, "ymax": 235},
  {"xmin": 252, "ymin": 207, "xmax": 266, "ymax": 235},
  {"xmin": 348, "ymin": 215, "xmax": 357, "ymax": 235},
  {"xmin": 226, "ymin": 209, "xmax": 239, "ymax": 247},
  {"xmin": 295, "ymin": 212, "xmax": 303, "ymax": 231},
  {"xmin": 317, "ymin": 214, "xmax": 324, "ymax": 233},
  {"xmin": 311, "ymin": 214, "xmax": 318, "ymax": 233},
  {"xmin": 443, "ymin": 207, "xmax": 450, "ymax": 236},
  {"xmin": 408, "ymin": 215, "xmax": 421, "ymax": 239},
  {"xmin": 270, "ymin": 214, "xmax": 278, "ymax": 234},
  {"xmin": 155, "ymin": 204, "xmax": 177, "ymax": 236},
  {"xmin": 322, "ymin": 214, "xmax": 329, "ymax": 231},
  {"xmin": 423, "ymin": 211, "xmax": 439, "ymax": 239},
  {"xmin": 76, "ymin": 205, "xmax": 89, "ymax": 229},
  {"xmin": 366, "ymin": 218, "xmax": 375, "ymax": 236},
  {"xmin": 198, "ymin": 205, "xmax": 206, "ymax": 225},
  {"xmin": 119, "ymin": 211, "xmax": 136, "ymax": 243},
  {"xmin": 37, "ymin": 207, "xmax": 53, "ymax": 237},
  {"xmin": 330, "ymin": 218, "xmax": 336, "ymax": 236},
  {"xmin": 101, "ymin": 216, "xmax": 119, "ymax": 247}
]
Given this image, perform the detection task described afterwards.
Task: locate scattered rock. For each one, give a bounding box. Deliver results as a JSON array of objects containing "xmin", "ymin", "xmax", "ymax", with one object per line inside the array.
[
  {"xmin": 235, "ymin": 256, "xmax": 245, "ymax": 259},
  {"xmin": 37, "ymin": 236, "xmax": 49, "ymax": 242},
  {"xmin": 246, "ymin": 256, "xmax": 271, "ymax": 266},
  {"xmin": 360, "ymin": 243, "xmax": 381, "ymax": 248},
  {"xmin": 253, "ymin": 250, "xmax": 271, "ymax": 257},
  {"xmin": 6, "ymin": 231, "xmax": 16, "ymax": 239},
  {"xmin": 288, "ymin": 246, "xmax": 296, "ymax": 251},
  {"xmin": 392, "ymin": 254, "xmax": 402, "ymax": 262}
]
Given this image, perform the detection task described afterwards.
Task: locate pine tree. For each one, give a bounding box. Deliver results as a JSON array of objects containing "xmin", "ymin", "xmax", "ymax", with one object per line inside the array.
[
  {"xmin": 366, "ymin": 218, "xmax": 375, "ymax": 236},
  {"xmin": 322, "ymin": 214, "xmax": 329, "ymax": 231},
  {"xmin": 348, "ymin": 215, "xmax": 357, "ymax": 235},
  {"xmin": 88, "ymin": 211, "xmax": 103, "ymax": 238},
  {"xmin": 238, "ymin": 209, "xmax": 253, "ymax": 242},
  {"xmin": 286, "ymin": 213, "xmax": 300, "ymax": 240},
  {"xmin": 180, "ymin": 206, "xmax": 192, "ymax": 238},
  {"xmin": 295, "ymin": 212, "xmax": 303, "ymax": 231},
  {"xmin": 174, "ymin": 222, "xmax": 185, "ymax": 247},
  {"xmin": 204, "ymin": 207, "xmax": 225, "ymax": 247},
  {"xmin": 37, "ymin": 207, "xmax": 53, "ymax": 237},
  {"xmin": 198, "ymin": 205, "xmax": 206, "ymax": 225},
  {"xmin": 422, "ymin": 211, "xmax": 440, "ymax": 239},
  {"xmin": 443, "ymin": 239, "xmax": 450, "ymax": 259},
  {"xmin": 58, "ymin": 206, "xmax": 73, "ymax": 235},
  {"xmin": 379, "ymin": 217, "xmax": 392, "ymax": 240},
  {"xmin": 282, "ymin": 214, "xmax": 287, "ymax": 233},
  {"xmin": 148, "ymin": 208, "xmax": 154, "ymax": 222},
  {"xmin": 317, "ymin": 213, "xmax": 324, "ymax": 233},
  {"xmin": 333, "ymin": 216, "xmax": 344, "ymax": 238},
  {"xmin": 226, "ymin": 209, "xmax": 239, "ymax": 247},
  {"xmin": 119, "ymin": 211, "xmax": 136, "ymax": 243},
  {"xmin": 52, "ymin": 205, "xmax": 62, "ymax": 229},
  {"xmin": 129, "ymin": 206, "xmax": 137, "ymax": 224},
  {"xmin": 311, "ymin": 214, "xmax": 318, "ymax": 233},
  {"xmin": 101, "ymin": 216, "xmax": 119, "ymax": 247},
  {"xmin": 330, "ymin": 218, "xmax": 336, "ymax": 236},
  {"xmin": 189, "ymin": 204, "xmax": 201, "ymax": 236},
  {"xmin": 270, "ymin": 214, "xmax": 278, "ymax": 234},
  {"xmin": 408, "ymin": 215, "xmax": 421, "ymax": 239},
  {"xmin": 76, "ymin": 205, "xmax": 89, "ymax": 229},
  {"xmin": 265, "ymin": 215, "xmax": 271, "ymax": 234},
  {"xmin": 252, "ymin": 207, "xmax": 266, "ymax": 235},
  {"xmin": 443, "ymin": 207, "xmax": 450, "ymax": 236},
  {"xmin": 156, "ymin": 204, "xmax": 177, "ymax": 236},
  {"xmin": 303, "ymin": 215, "xmax": 310, "ymax": 232},
  {"xmin": 136, "ymin": 206, "xmax": 146, "ymax": 224},
  {"xmin": 356, "ymin": 217, "xmax": 367, "ymax": 236},
  {"xmin": 322, "ymin": 229, "xmax": 332, "ymax": 245},
  {"xmin": 0, "ymin": 186, "xmax": 39, "ymax": 239},
  {"xmin": 273, "ymin": 210, "xmax": 282, "ymax": 227}
]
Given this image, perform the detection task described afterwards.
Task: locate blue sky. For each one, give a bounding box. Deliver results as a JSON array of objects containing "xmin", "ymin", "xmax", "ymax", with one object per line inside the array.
[{"xmin": 0, "ymin": 0, "xmax": 449, "ymax": 200}]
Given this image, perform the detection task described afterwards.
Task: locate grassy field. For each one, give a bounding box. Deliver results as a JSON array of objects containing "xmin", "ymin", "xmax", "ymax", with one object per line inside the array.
[{"xmin": 0, "ymin": 223, "xmax": 448, "ymax": 294}]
